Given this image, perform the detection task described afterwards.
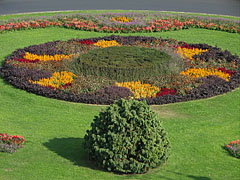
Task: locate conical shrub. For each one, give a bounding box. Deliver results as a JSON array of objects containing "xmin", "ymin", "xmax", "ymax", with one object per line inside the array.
[{"xmin": 84, "ymin": 98, "xmax": 170, "ymax": 174}]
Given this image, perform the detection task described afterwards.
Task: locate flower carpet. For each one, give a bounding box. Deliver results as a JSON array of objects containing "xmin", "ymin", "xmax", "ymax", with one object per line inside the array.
[
  {"xmin": 0, "ymin": 13, "xmax": 239, "ymax": 105},
  {"xmin": 1, "ymin": 33, "xmax": 239, "ymax": 104}
]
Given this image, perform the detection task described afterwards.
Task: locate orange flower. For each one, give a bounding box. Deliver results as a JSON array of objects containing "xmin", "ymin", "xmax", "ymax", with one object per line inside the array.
[
  {"xmin": 29, "ymin": 71, "xmax": 77, "ymax": 89},
  {"xmin": 24, "ymin": 52, "xmax": 72, "ymax": 62},
  {"xmin": 229, "ymin": 140, "xmax": 240, "ymax": 145},
  {"xmin": 180, "ymin": 68, "xmax": 231, "ymax": 81},
  {"xmin": 111, "ymin": 16, "xmax": 133, "ymax": 23},
  {"xmin": 94, "ymin": 40, "xmax": 121, "ymax": 48},
  {"xmin": 177, "ymin": 47, "xmax": 208, "ymax": 60},
  {"xmin": 116, "ymin": 80, "xmax": 160, "ymax": 99}
]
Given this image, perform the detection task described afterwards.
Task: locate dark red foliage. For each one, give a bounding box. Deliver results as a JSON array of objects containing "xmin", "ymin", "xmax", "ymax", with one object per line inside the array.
[
  {"xmin": 177, "ymin": 41, "xmax": 211, "ymax": 50},
  {"xmin": 193, "ymin": 47, "xmax": 240, "ymax": 64}
]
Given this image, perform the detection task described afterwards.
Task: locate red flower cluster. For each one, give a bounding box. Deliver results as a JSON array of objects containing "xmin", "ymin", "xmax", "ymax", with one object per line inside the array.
[
  {"xmin": 156, "ymin": 88, "xmax": 177, "ymax": 97},
  {"xmin": 14, "ymin": 58, "xmax": 39, "ymax": 63},
  {"xmin": 149, "ymin": 19, "xmax": 193, "ymax": 32},
  {"xmin": 0, "ymin": 133, "xmax": 25, "ymax": 146},
  {"xmin": 79, "ymin": 40, "xmax": 95, "ymax": 45},
  {"xmin": 218, "ymin": 67, "xmax": 236, "ymax": 76},
  {"xmin": 0, "ymin": 20, "xmax": 62, "ymax": 32},
  {"xmin": 177, "ymin": 43, "xmax": 200, "ymax": 49},
  {"xmin": 48, "ymin": 82, "xmax": 72, "ymax": 89},
  {"xmin": 225, "ymin": 140, "xmax": 240, "ymax": 159}
]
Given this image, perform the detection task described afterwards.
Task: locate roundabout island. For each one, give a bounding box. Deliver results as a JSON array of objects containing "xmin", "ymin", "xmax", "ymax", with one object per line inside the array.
[{"xmin": 0, "ymin": 10, "xmax": 239, "ymax": 179}]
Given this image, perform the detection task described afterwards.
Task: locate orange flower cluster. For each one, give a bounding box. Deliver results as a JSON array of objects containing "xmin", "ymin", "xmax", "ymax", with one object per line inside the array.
[
  {"xmin": 177, "ymin": 47, "xmax": 208, "ymax": 60},
  {"xmin": 225, "ymin": 140, "xmax": 240, "ymax": 148},
  {"xmin": 229, "ymin": 140, "xmax": 240, "ymax": 145},
  {"xmin": 111, "ymin": 16, "xmax": 133, "ymax": 23},
  {"xmin": 94, "ymin": 40, "xmax": 121, "ymax": 48},
  {"xmin": 116, "ymin": 80, "xmax": 160, "ymax": 99},
  {"xmin": 29, "ymin": 71, "xmax": 77, "ymax": 89},
  {"xmin": 180, "ymin": 68, "xmax": 230, "ymax": 81},
  {"xmin": 225, "ymin": 140, "xmax": 240, "ymax": 158},
  {"xmin": 24, "ymin": 52, "xmax": 72, "ymax": 62}
]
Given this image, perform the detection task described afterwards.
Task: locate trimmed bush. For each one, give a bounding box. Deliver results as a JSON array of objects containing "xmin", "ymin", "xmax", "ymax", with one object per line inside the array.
[
  {"xmin": 84, "ymin": 98, "xmax": 170, "ymax": 174},
  {"xmin": 68, "ymin": 46, "xmax": 173, "ymax": 81}
]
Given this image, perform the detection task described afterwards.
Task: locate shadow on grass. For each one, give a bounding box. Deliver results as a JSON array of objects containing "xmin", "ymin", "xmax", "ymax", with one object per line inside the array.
[
  {"xmin": 166, "ymin": 170, "xmax": 212, "ymax": 180},
  {"xmin": 43, "ymin": 138, "xmax": 212, "ymax": 179},
  {"xmin": 43, "ymin": 137, "xmax": 97, "ymax": 170}
]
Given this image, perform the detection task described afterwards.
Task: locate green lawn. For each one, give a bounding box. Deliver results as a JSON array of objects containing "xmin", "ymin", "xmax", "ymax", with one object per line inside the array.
[{"xmin": 0, "ymin": 13, "xmax": 240, "ymax": 180}]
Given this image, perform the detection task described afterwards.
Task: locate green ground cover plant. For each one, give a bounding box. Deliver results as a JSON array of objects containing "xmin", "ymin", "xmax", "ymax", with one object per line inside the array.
[
  {"xmin": 0, "ymin": 10, "xmax": 239, "ymax": 180},
  {"xmin": 64, "ymin": 45, "xmax": 174, "ymax": 82}
]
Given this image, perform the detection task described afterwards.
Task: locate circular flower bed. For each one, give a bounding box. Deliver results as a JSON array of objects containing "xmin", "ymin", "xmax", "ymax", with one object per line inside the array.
[{"xmin": 1, "ymin": 35, "xmax": 240, "ymax": 105}]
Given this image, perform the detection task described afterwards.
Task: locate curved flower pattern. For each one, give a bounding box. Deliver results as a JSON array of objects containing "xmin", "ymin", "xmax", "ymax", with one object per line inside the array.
[
  {"xmin": 177, "ymin": 47, "xmax": 208, "ymax": 60},
  {"xmin": 94, "ymin": 40, "xmax": 121, "ymax": 48},
  {"xmin": 24, "ymin": 52, "xmax": 72, "ymax": 62},
  {"xmin": 180, "ymin": 68, "xmax": 231, "ymax": 81},
  {"xmin": 29, "ymin": 71, "xmax": 77, "ymax": 89},
  {"xmin": 1, "ymin": 35, "xmax": 239, "ymax": 105},
  {"xmin": 116, "ymin": 81, "xmax": 160, "ymax": 99}
]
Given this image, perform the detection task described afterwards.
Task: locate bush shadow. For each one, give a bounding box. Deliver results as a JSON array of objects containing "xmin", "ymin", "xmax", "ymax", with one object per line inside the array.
[
  {"xmin": 43, "ymin": 138, "xmax": 214, "ymax": 179},
  {"xmin": 43, "ymin": 137, "xmax": 97, "ymax": 170},
  {"xmin": 166, "ymin": 170, "xmax": 212, "ymax": 180}
]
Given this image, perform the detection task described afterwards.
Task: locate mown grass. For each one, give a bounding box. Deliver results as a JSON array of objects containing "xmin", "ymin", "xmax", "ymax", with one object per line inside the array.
[{"xmin": 0, "ymin": 16, "xmax": 240, "ymax": 180}]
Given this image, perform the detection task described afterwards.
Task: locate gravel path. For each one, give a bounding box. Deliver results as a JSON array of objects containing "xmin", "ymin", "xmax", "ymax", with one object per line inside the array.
[{"xmin": 0, "ymin": 0, "xmax": 239, "ymax": 17}]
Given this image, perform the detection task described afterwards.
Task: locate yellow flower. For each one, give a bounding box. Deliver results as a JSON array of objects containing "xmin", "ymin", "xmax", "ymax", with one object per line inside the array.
[
  {"xmin": 180, "ymin": 68, "xmax": 230, "ymax": 81},
  {"xmin": 24, "ymin": 52, "xmax": 72, "ymax": 62},
  {"xmin": 116, "ymin": 80, "xmax": 160, "ymax": 98},
  {"xmin": 177, "ymin": 47, "xmax": 208, "ymax": 60},
  {"xmin": 29, "ymin": 71, "xmax": 77, "ymax": 88},
  {"xmin": 94, "ymin": 40, "xmax": 121, "ymax": 48},
  {"xmin": 111, "ymin": 16, "xmax": 133, "ymax": 23}
]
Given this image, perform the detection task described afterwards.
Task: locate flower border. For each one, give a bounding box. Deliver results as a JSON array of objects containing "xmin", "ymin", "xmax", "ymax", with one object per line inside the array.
[{"xmin": 0, "ymin": 12, "xmax": 239, "ymax": 34}]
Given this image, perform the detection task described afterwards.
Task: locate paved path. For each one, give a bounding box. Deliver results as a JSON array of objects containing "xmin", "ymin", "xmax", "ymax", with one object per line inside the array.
[{"xmin": 0, "ymin": 0, "xmax": 239, "ymax": 17}]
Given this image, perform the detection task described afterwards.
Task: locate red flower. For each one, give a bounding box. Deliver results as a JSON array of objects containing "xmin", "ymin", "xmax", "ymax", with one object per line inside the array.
[{"xmin": 156, "ymin": 88, "xmax": 177, "ymax": 97}]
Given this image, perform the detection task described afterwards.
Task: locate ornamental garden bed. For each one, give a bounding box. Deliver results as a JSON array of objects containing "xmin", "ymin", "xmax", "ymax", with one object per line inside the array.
[
  {"xmin": 1, "ymin": 35, "xmax": 240, "ymax": 105},
  {"xmin": 1, "ymin": 12, "xmax": 240, "ymax": 33}
]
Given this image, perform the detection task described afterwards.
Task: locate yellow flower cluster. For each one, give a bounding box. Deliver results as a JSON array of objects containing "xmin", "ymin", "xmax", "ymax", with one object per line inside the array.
[
  {"xmin": 29, "ymin": 71, "xmax": 77, "ymax": 88},
  {"xmin": 24, "ymin": 52, "xmax": 72, "ymax": 62},
  {"xmin": 116, "ymin": 80, "xmax": 160, "ymax": 99},
  {"xmin": 180, "ymin": 68, "xmax": 230, "ymax": 81},
  {"xmin": 177, "ymin": 47, "xmax": 208, "ymax": 60},
  {"xmin": 94, "ymin": 40, "xmax": 121, "ymax": 48},
  {"xmin": 111, "ymin": 16, "xmax": 133, "ymax": 23}
]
